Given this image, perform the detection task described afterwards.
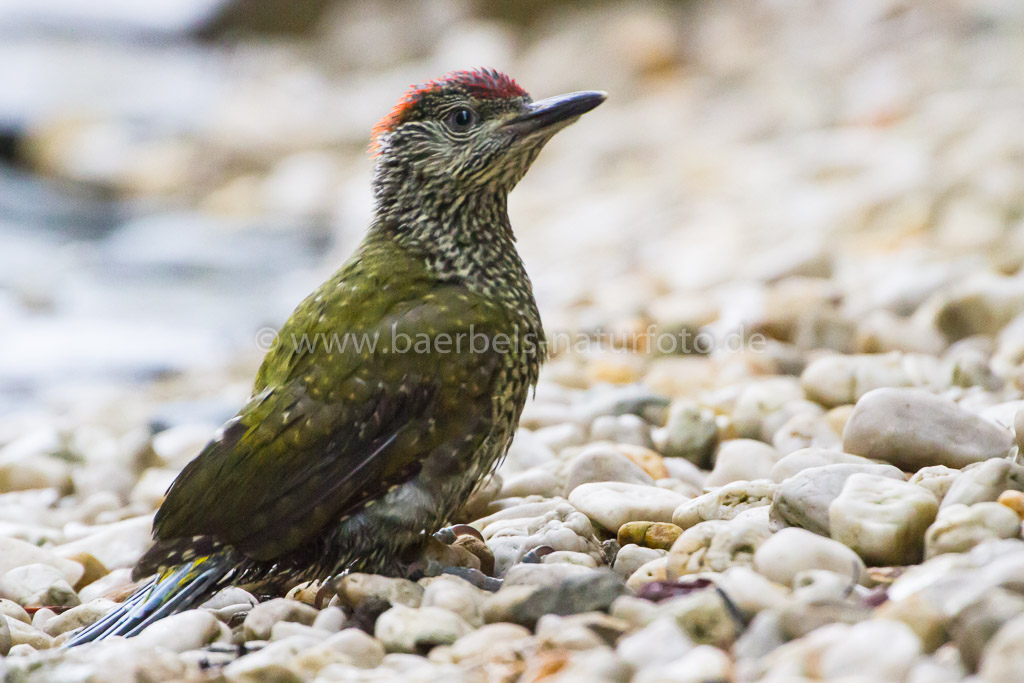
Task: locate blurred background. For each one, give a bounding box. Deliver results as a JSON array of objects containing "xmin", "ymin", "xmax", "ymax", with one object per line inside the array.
[{"xmin": 1, "ymin": 0, "xmax": 1023, "ymax": 444}]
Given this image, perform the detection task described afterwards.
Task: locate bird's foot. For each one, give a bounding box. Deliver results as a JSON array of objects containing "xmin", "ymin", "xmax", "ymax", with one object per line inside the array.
[{"xmin": 399, "ymin": 525, "xmax": 499, "ymax": 589}]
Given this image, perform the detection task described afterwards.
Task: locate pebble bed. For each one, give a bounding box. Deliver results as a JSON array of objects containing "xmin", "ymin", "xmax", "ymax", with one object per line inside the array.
[{"xmin": 4, "ymin": 1, "xmax": 1024, "ymax": 681}]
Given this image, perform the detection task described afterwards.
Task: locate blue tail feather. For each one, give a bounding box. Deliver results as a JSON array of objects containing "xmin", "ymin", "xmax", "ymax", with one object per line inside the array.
[{"xmin": 64, "ymin": 556, "xmax": 229, "ymax": 647}]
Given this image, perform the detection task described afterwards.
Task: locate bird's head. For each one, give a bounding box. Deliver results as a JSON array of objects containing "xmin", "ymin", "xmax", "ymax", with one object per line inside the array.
[{"xmin": 370, "ymin": 69, "xmax": 605, "ymax": 194}]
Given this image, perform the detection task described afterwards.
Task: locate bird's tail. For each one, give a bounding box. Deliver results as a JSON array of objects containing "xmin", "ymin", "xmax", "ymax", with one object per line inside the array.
[{"xmin": 64, "ymin": 554, "xmax": 230, "ymax": 647}]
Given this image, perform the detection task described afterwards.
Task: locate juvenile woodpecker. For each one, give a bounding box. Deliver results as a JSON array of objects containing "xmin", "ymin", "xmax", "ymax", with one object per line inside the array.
[{"xmin": 68, "ymin": 69, "xmax": 605, "ymax": 644}]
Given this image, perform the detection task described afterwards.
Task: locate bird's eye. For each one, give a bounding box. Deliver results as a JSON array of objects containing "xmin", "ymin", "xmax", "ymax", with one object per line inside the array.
[{"xmin": 445, "ymin": 107, "xmax": 478, "ymax": 132}]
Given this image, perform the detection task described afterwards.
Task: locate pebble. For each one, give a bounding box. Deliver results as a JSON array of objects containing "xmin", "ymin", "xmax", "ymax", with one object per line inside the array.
[
  {"xmin": 322, "ymin": 628, "xmax": 386, "ymax": 668},
  {"xmin": 908, "ymin": 653, "xmax": 967, "ymax": 683},
  {"xmin": 626, "ymin": 556, "xmax": 668, "ymax": 591},
  {"xmin": 931, "ymin": 274, "xmax": 1024, "ymax": 341},
  {"xmin": 201, "ymin": 586, "xmax": 259, "ymax": 623},
  {"xmin": 242, "ymin": 598, "xmax": 319, "ymax": 641},
  {"xmin": 713, "ymin": 566, "xmax": 791, "ymax": 617},
  {"xmin": 617, "ymin": 616, "xmax": 694, "ymax": 670},
  {"xmin": 829, "ymin": 473, "xmax": 939, "ymax": 566},
  {"xmin": 474, "ymin": 498, "xmax": 604, "ymax": 574},
  {"xmin": 563, "ymin": 443, "xmax": 655, "ymax": 492},
  {"xmin": 979, "ymin": 613, "xmax": 1024, "ymax": 682},
  {"xmin": 704, "ymin": 439, "xmax": 780, "ymax": 488},
  {"xmin": 857, "ymin": 309, "xmax": 947, "ymax": 356},
  {"xmin": 541, "ymin": 549, "xmax": 598, "ymax": 568},
  {"xmin": 612, "ymin": 544, "xmax": 666, "ymax": 580},
  {"xmin": 331, "ymin": 573, "xmax": 423, "ymax": 610},
  {"xmin": 503, "ymin": 562, "xmax": 597, "ymax": 588},
  {"xmin": 53, "ymin": 514, "xmax": 154, "ymax": 572},
  {"xmin": 32, "ymin": 607, "xmax": 56, "ymax": 631},
  {"xmin": 420, "ymin": 575, "xmax": 486, "ymax": 628},
  {"xmin": 801, "ymin": 352, "xmax": 919, "ymax": 408},
  {"xmin": 614, "ymin": 443, "xmax": 671, "ymax": 479},
  {"xmin": 41, "ymin": 598, "xmax": 116, "ymax": 637},
  {"xmin": 0, "ymin": 537, "xmax": 84, "ymax": 586},
  {"xmin": 501, "ymin": 428, "xmax": 557, "ymax": 473},
  {"xmin": 654, "ymin": 400, "xmax": 718, "ymax": 466},
  {"xmin": 842, "ymin": 388, "xmax": 1014, "ymax": 469},
  {"xmin": 771, "ymin": 462, "xmax": 905, "ymax": 535},
  {"xmin": 448, "ymin": 622, "xmax": 531, "ymax": 664},
  {"xmin": 771, "ymin": 408, "xmax": 843, "ymax": 453},
  {"xmin": 791, "ymin": 569, "xmax": 860, "ymax": 603},
  {"xmin": 949, "ymin": 586, "xmax": 1024, "ymax": 671},
  {"xmin": 818, "ymin": 619, "xmax": 922, "ymax": 680},
  {"xmin": 754, "ymin": 527, "xmax": 867, "ymax": 587},
  {"xmin": 940, "ymin": 458, "xmax": 1024, "ymax": 508},
  {"xmin": 0, "ymin": 564, "xmax": 79, "ymax": 607},
  {"xmin": 221, "ymin": 636, "xmax": 310, "ymax": 681},
  {"xmin": 998, "ymin": 489, "xmax": 1024, "ymax": 517},
  {"xmin": 634, "ymin": 644, "xmax": 733, "ymax": 683},
  {"xmin": 134, "ymin": 608, "xmax": 231, "ymax": 652},
  {"xmin": 616, "ymin": 521, "xmax": 683, "ymax": 550},
  {"xmin": 666, "ymin": 514, "xmax": 773, "ymax": 579},
  {"xmin": 374, "ymin": 604, "xmax": 473, "ymax": 654},
  {"xmin": 909, "ymin": 465, "xmax": 961, "ymax": 505},
  {"xmin": 311, "ymin": 606, "xmax": 347, "ymax": 633},
  {"xmin": 497, "ymin": 570, "xmax": 626, "ymax": 629},
  {"xmin": 656, "ymin": 589, "xmax": 740, "ymax": 649},
  {"xmin": 924, "ymin": 502, "xmax": 1021, "ymax": 559},
  {"xmin": 270, "ymin": 621, "xmax": 330, "ymax": 642},
  {"xmin": 498, "ymin": 468, "xmax": 561, "ymax": 499},
  {"xmin": 7, "ymin": 616, "xmax": 53, "ymax": 650},
  {"xmin": 532, "ymin": 423, "xmax": 587, "ymax": 453},
  {"xmin": 521, "ymin": 646, "xmax": 629, "ymax": 681},
  {"xmin": 874, "ymin": 590, "xmax": 949, "ymax": 653},
  {"xmin": 0, "ymin": 430, "xmax": 73, "ymax": 493},
  {"xmin": 569, "ymin": 481, "xmax": 687, "ymax": 532},
  {"xmin": 571, "ymin": 385, "xmax": 669, "ymax": 425},
  {"xmin": 0, "ymin": 600, "xmax": 29, "ymax": 626},
  {"xmin": 481, "ymin": 585, "xmax": 541, "ymax": 624},
  {"xmin": 128, "ymin": 466, "xmax": 178, "ymax": 510},
  {"xmin": 661, "ymin": 457, "xmax": 707, "ymax": 491},
  {"xmin": 589, "ymin": 414, "xmax": 653, "ymax": 447},
  {"xmin": 672, "ymin": 479, "xmax": 775, "ymax": 529},
  {"xmin": 535, "ymin": 612, "xmax": 626, "ymax": 650},
  {"xmin": 731, "ymin": 378, "xmax": 805, "ymax": 442},
  {"xmin": 77, "ymin": 567, "xmax": 132, "ymax": 603},
  {"xmin": 769, "ymin": 446, "xmax": 875, "ymax": 483}
]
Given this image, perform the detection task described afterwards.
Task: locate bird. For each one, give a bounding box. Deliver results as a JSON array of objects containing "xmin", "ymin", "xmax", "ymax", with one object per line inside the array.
[{"xmin": 66, "ymin": 68, "xmax": 605, "ymax": 645}]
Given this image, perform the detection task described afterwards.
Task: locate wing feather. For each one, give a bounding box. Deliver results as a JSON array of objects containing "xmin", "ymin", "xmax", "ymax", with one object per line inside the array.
[{"xmin": 147, "ymin": 280, "xmax": 509, "ymax": 566}]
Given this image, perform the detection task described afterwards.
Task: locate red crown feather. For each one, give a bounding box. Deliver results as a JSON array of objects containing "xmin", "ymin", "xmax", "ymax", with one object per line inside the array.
[{"xmin": 369, "ymin": 68, "xmax": 527, "ymax": 156}]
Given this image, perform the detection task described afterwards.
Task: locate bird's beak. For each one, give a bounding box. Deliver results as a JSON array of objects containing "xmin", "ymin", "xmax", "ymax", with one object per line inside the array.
[{"xmin": 502, "ymin": 90, "xmax": 607, "ymax": 137}]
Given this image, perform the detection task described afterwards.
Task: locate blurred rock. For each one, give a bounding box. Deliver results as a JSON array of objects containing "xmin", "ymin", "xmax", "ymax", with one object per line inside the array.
[
  {"xmin": 829, "ymin": 474, "xmax": 939, "ymax": 566},
  {"xmin": 843, "ymin": 388, "xmax": 1013, "ymax": 470}
]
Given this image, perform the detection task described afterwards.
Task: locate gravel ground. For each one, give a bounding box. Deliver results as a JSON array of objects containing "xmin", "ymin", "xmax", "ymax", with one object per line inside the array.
[{"xmin": 3, "ymin": 0, "xmax": 1024, "ymax": 681}]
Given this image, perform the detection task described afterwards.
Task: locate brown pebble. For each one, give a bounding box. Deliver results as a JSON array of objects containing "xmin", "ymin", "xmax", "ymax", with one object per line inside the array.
[
  {"xmin": 825, "ymin": 405, "xmax": 855, "ymax": 436},
  {"xmin": 453, "ymin": 535, "xmax": 494, "ymax": 576},
  {"xmin": 617, "ymin": 521, "xmax": 683, "ymax": 550},
  {"xmin": 615, "ymin": 444, "xmax": 670, "ymax": 479},
  {"xmin": 286, "ymin": 581, "xmax": 323, "ymax": 606},
  {"xmin": 64, "ymin": 552, "xmax": 109, "ymax": 591},
  {"xmin": 998, "ymin": 490, "xmax": 1024, "ymax": 519}
]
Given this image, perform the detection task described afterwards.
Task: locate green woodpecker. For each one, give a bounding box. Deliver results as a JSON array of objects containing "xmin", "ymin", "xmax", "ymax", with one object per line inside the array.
[{"xmin": 68, "ymin": 69, "xmax": 604, "ymax": 644}]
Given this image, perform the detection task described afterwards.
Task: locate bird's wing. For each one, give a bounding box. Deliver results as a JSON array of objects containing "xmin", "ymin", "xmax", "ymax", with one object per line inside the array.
[{"xmin": 145, "ymin": 277, "xmax": 514, "ymax": 568}]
